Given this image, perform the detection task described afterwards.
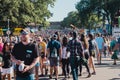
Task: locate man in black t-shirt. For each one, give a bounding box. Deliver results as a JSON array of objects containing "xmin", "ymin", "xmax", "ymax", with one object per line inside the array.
[{"xmin": 11, "ymin": 28, "xmax": 39, "ymax": 80}]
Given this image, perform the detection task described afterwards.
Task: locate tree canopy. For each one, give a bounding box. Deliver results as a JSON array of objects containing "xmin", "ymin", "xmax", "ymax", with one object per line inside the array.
[
  {"xmin": 61, "ymin": 0, "xmax": 120, "ymax": 35},
  {"xmin": 75, "ymin": 0, "xmax": 120, "ymax": 34},
  {"xmin": 61, "ymin": 11, "xmax": 80, "ymax": 28},
  {"xmin": 0, "ymin": 0, "xmax": 56, "ymax": 27}
]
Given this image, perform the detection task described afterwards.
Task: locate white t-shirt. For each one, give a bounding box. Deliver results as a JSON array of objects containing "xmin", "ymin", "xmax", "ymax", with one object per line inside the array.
[{"xmin": 62, "ymin": 47, "xmax": 70, "ymax": 59}]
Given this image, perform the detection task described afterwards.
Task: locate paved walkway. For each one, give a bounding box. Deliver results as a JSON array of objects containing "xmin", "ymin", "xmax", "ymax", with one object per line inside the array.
[
  {"xmin": 39, "ymin": 56, "xmax": 120, "ymax": 80},
  {"xmin": 9, "ymin": 55, "xmax": 120, "ymax": 80}
]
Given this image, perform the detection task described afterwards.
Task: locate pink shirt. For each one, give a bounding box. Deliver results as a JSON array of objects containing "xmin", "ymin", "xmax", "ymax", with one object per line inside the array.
[{"xmin": 0, "ymin": 43, "xmax": 3, "ymax": 52}]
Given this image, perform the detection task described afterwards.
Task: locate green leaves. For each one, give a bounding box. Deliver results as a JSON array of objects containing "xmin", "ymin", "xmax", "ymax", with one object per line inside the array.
[
  {"xmin": 61, "ymin": 11, "xmax": 80, "ymax": 28},
  {"xmin": 0, "ymin": 0, "xmax": 56, "ymax": 27},
  {"xmin": 75, "ymin": 0, "xmax": 120, "ymax": 30}
]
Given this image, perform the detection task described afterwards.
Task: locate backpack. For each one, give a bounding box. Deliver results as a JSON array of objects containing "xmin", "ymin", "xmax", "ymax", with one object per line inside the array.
[{"xmin": 49, "ymin": 40, "xmax": 59, "ymax": 58}]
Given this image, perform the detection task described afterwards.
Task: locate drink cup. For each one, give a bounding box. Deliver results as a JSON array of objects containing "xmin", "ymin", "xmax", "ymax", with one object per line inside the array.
[{"xmin": 18, "ymin": 61, "xmax": 25, "ymax": 71}]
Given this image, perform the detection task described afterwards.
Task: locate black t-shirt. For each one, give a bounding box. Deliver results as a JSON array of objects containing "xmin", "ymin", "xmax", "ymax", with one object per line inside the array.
[
  {"xmin": 11, "ymin": 42, "xmax": 39, "ymax": 77},
  {"xmin": 2, "ymin": 51, "xmax": 12, "ymax": 68}
]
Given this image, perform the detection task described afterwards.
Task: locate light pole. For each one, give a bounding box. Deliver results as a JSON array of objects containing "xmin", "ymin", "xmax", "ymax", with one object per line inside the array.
[
  {"xmin": 8, "ymin": 19, "xmax": 9, "ymax": 30},
  {"xmin": 7, "ymin": 19, "xmax": 11, "ymax": 42}
]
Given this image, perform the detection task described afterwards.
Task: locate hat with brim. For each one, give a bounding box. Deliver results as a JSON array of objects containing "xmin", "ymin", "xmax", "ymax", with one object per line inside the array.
[
  {"xmin": 20, "ymin": 29, "xmax": 30, "ymax": 35},
  {"xmin": 52, "ymin": 34, "xmax": 57, "ymax": 39}
]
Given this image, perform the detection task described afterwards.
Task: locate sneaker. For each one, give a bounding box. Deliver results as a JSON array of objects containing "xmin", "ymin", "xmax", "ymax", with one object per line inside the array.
[
  {"xmin": 59, "ymin": 74, "xmax": 64, "ymax": 76},
  {"xmin": 67, "ymin": 74, "xmax": 70, "ymax": 78},
  {"xmin": 55, "ymin": 78, "xmax": 58, "ymax": 80},
  {"xmin": 45, "ymin": 69, "xmax": 48, "ymax": 75},
  {"xmin": 49, "ymin": 75, "xmax": 52, "ymax": 79},
  {"xmin": 86, "ymin": 74, "xmax": 91, "ymax": 78},
  {"xmin": 113, "ymin": 63, "xmax": 117, "ymax": 65},
  {"xmin": 91, "ymin": 72, "xmax": 96, "ymax": 75},
  {"xmin": 79, "ymin": 74, "xmax": 82, "ymax": 76},
  {"xmin": 64, "ymin": 75, "xmax": 67, "ymax": 78},
  {"xmin": 63, "ymin": 77, "xmax": 67, "ymax": 80},
  {"xmin": 39, "ymin": 74, "xmax": 44, "ymax": 77}
]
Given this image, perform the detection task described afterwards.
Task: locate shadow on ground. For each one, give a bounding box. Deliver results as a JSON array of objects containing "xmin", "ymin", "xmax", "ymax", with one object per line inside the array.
[
  {"xmin": 39, "ymin": 76, "xmax": 66, "ymax": 80},
  {"xmin": 109, "ymin": 78, "xmax": 120, "ymax": 80}
]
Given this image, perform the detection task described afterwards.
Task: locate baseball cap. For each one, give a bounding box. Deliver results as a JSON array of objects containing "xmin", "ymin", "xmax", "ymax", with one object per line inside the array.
[
  {"xmin": 20, "ymin": 28, "xmax": 30, "ymax": 35},
  {"xmin": 52, "ymin": 34, "xmax": 58, "ymax": 39}
]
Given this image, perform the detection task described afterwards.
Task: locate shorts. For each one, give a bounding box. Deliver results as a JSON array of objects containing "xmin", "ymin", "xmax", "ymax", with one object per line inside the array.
[
  {"xmin": 16, "ymin": 74, "xmax": 34, "ymax": 80},
  {"xmin": 99, "ymin": 49, "xmax": 103, "ymax": 53},
  {"xmin": 43, "ymin": 60, "xmax": 50, "ymax": 66},
  {"xmin": 49, "ymin": 57, "xmax": 59, "ymax": 67},
  {"xmin": 89, "ymin": 50, "xmax": 96, "ymax": 57},
  {"xmin": 35, "ymin": 62, "xmax": 40, "ymax": 67},
  {"xmin": 1, "ymin": 67, "xmax": 13, "ymax": 75}
]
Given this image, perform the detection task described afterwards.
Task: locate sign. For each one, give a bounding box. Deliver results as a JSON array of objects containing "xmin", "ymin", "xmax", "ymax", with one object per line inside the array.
[
  {"xmin": 13, "ymin": 28, "xmax": 23, "ymax": 35},
  {"xmin": 6, "ymin": 30, "xmax": 11, "ymax": 35},
  {"xmin": 14, "ymin": 28, "xmax": 23, "ymax": 30},
  {"xmin": 112, "ymin": 28, "xmax": 120, "ymax": 38},
  {"xmin": 2, "ymin": 28, "xmax": 8, "ymax": 31},
  {"xmin": 0, "ymin": 28, "xmax": 3, "ymax": 35}
]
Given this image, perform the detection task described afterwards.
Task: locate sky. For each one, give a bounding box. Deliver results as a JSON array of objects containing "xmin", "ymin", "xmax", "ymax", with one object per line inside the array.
[{"xmin": 48, "ymin": 0, "xmax": 80, "ymax": 22}]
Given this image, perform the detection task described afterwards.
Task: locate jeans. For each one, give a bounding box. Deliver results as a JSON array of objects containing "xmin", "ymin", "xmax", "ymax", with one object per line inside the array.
[
  {"xmin": 16, "ymin": 74, "xmax": 34, "ymax": 80},
  {"xmin": 69, "ymin": 56, "xmax": 80, "ymax": 80}
]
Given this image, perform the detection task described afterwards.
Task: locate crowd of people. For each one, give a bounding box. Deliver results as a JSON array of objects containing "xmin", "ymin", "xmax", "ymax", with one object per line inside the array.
[{"xmin": 0, "ymin": 28, "xmax": 119, "ymax": 80}]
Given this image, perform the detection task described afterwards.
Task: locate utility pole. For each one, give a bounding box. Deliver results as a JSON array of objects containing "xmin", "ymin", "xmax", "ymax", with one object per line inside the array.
[{"xmin": 6, "ymin": 19, "xmax": 11, "ymax": 42}]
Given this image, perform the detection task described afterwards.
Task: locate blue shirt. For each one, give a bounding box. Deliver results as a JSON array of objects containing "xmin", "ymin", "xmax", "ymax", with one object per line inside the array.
[{"xmin": 95, "ymin": 37, "xmax": 104, "ymax": 50}]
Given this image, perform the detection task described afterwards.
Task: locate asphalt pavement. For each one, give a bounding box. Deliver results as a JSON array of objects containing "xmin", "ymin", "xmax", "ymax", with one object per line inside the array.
[
  {"xmin": 9, "ymin": 55, "xmax": 120, "ymax": 80},
  {"xmin": 39, "ymin": 55, "xmax": 120, "ymax": 80}
]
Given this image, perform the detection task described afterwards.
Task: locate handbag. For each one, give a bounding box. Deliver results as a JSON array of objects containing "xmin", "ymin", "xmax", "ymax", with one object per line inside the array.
[
  {"xmin": 80, "ymin": 57, "xmax": 87, "ymax": 65},
  {"xmin": 91, "ymin": 50, "xmax": 95, "ymax": 57}
]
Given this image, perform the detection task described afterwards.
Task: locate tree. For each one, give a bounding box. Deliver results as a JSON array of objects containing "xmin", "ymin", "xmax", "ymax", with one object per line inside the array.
[
  {"xmin": 76, "ymin": 0, "xmax": 120, "ymax": 34},
  {"xmin": 0, "ymin": 0, "xmax": 56, "ymax": 27},
  {"xmin": 76, "ymin": 0, "xmax": 101, "ymax": 30},
  {"xmin": 61, "ymin": 11, "xmax": 80, "ymax": 29}
]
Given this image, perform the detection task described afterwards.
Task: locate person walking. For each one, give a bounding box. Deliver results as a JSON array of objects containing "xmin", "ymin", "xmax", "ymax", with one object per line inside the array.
[
  {"xmin": 66, "ymin": 31, "xmax": 84, "ymax": 80},
  {"xmin": 47, "ymin": 34, "xmax": 62, "ymax": 80},
  {"xmin": 61, "ymin": 36, "xmax": 70, "ymax": 78},
  {"xmin": 36, "ymin": 36, "xmax": 48, "ymax": 76},
  {"xmin": 0, "ymin": 37, "xmax": 4, "ymax": 54},
  {"xmin": 1, "ymin": 42, "xmax": 13, "ymax": 80},
  {"xmin": 79, "ymin": 34, "xmax": 91, "ymax": 78},
  {"xmin": 0, "ymin": 52, "xmax": 2, "ymax": 80},
  {"xmin": 11, "ymin": 28, "xmax": 39, "ymax": 80},
  {"xmin": 95, "ymin": 33, "xmax": 104, "ymax": 64},
  {"xmin": 88, "ymin": 34, "xmax": 99, "ymax": 75},
  {"xmin": 110, "ymin": 37, "xmax": 119, "ymax": 65}
]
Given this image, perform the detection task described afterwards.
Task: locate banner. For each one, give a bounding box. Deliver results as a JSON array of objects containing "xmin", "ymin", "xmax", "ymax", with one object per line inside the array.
[
  {"xmin": 112, "ymin": 28, "xmax": 120, "ymax": 38},
  {"xmin": 13, "ymin": 28, "xmax": 23, "ymax": 35},
  {"xmin": 0, "ymin": 28, "xmax": 3, "ymax": 35}
]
